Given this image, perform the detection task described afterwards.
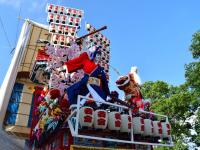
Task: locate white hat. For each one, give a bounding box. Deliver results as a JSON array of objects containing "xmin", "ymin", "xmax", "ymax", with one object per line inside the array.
[
  {"xmin": 130, "ymin": 66, "xmax": 138, "ymax": 74},
  {"xmin": 130, "ymin": 66, "xmax": 141, "ymax": 85}
]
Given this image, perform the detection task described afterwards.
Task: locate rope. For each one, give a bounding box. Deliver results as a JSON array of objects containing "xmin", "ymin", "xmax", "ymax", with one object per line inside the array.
[
  {"xmin": 108, "ymin": 64, "xmax": 121, "ymax": 76},
  {"xmin": 0, "ymin": 16, "xmax": 13, "ymax": 52}
]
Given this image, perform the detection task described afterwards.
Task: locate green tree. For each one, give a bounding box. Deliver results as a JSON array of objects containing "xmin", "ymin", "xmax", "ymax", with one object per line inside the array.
[
  {"xmin": 189, "ymin": 31, "xmax": 200, "ymax": 60},
  {"xmin": 185, "ymin": 62, "xmax": 200, "ymax": 94},
  {"xmin": 141, "ymin": 81, "xmax": 199, "ymax": 149},
  {"xmin": 141, "ymin": 27, "xmax": 200, "ymax": 150},
  {"xmin": 141, "ymin": 81, "xmax": 169, "ymax": 101},
  {"xmin": 185, "ymin": 30, "xmax": 200, "ymax": 148},
  {"xmin": 192, "ymin": 109, "xmax": 200, "ymax": 147}
]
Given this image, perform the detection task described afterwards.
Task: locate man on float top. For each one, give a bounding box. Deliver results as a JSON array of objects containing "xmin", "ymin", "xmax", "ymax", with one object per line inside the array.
[{"xmin": 60, "ymin": 48, "xmax": 110, "ymax": 106}]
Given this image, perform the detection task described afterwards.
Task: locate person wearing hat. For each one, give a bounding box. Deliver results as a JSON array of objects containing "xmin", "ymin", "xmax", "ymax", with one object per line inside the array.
[
  {"xmin": 58, "ymin": 48, "xmax": 110, "ymax": 106},
  {"xmin": 128, "ymin": 66, "xmax": 144, "ymax": 113},
  {"xmin": 116, "ymin": 66, "xmax": 144, "ymax": 114}
]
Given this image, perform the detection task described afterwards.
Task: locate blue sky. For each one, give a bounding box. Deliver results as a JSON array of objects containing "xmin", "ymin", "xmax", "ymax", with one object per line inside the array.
[{"xmin": 0, "ymin": 0, "xmax": 199, "ymax": 92}]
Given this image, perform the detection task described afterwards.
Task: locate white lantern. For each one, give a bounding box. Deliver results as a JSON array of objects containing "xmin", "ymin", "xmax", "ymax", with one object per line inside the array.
[
  {"xmin": 133, "ymin": 117, "xmax": 145, "ymax": 135},
  {"xmin": 161, "ymin": 121, "xmax": 171, "ymax": 138},
  {"xmin": 120, "ymin": 114, "xmax": 132, "ymax": 132},
  {"xmin": 79, "ymin": 107, "xmax": 94, "ymax": 128},
  {"xmin": 94, "ymin": 110, "xmax": 108, "ymax": 129},
  {"xmin": 59, "ymin": 35, "xmax": 65, "ymax": 46},
  {"xmin": 47, "ymin": 4, "xmax": 53, "ymax": 12},
  {"xmin": 153, "ymin": 121, "xmax": 162, "ymax": 137},
  {"xmin": 144, "ymin": 119, "xmax": 154, "ymax": 136},
  {"xmin": 64, "ymin": 26, "xmax": 69, "ymax": 35},
  {"xmin": 59, "ymin": 6, "xmax": 65, "ymax": 15},
  {"xmin": 108, "ymin": 112, "xmax": 121, "ymax": 130}
]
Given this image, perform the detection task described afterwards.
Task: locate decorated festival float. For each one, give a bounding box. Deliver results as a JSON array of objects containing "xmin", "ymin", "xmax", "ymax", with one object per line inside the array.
[{"xmin": 0, "ymin": 3, "xmax": 173, "ymax": 150}]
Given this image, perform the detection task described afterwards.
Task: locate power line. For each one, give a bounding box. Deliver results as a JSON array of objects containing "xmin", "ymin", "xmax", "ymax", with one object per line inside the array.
[
  {"xmin": 0, "ymin": 16, "xmax": 13, "ymax": 52},
  {"xmin": 12, "ymin": 6, "xmax": 22, "ymax": 54}
]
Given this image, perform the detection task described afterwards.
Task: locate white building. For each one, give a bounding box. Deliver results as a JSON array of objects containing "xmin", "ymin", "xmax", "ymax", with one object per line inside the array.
[{"xmin": 0, "ymin": 19, "xmax": 48, "ymax": 139}]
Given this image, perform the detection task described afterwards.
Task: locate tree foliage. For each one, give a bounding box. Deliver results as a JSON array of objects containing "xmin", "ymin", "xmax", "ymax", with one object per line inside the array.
[
  {"xmin": 141, "ymin": 81, "xmax": 169, "ymax": 100},
  {"xmin": 142, "ymin": 30, "xmax": 200, "ymax": 149},
  {"xmin": 186, "ymin": 30, "xmax": 200, "ymax": 148},
  {"xmin": 185, "ymin": 62, "xmax": 200, "ymax": 94},
  {"xmin": 190, "ymin": 31, "xmax": 200, "ymax": 60},
  {"xmin": 141, "ymin": 82, "xmax": 198, "ymax": 148}
]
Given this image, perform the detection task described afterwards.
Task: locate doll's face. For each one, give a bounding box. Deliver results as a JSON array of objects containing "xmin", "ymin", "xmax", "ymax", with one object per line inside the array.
[{"xmin": 94, "ymin": 53, "xmax": 101, "ymax": 63}]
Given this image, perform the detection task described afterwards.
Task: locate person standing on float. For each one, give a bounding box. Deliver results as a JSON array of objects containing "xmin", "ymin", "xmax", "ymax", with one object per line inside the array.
[
  {"xmin": 59, "ymin": 48, "xmax": 110, "ymax": 105},
  {"xmin": 127, "ymin": 66, "xmax": 144, "ymax": 113}
]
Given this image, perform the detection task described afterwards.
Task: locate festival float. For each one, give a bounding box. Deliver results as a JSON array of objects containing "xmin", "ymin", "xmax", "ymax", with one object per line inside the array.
[{"xmin": 0, "ymin": 3, "xmax": 173, "ymax": 150}]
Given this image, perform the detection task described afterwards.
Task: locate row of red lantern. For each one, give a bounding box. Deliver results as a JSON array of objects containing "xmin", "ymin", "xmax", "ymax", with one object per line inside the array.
[
  {"xmin": 85, "ymin": 23, "xmax": 110, "ymax": 64},
  {"xmin": 85, "ymin": 24, "xmax": 110, "ymax": 46},
  {"xmin": 47, "ymin": 4, "xmax": 83, "ymax": 18},
  {"xmin": 79, "ymin": 107, "xmax": 171, "ymax": 138},
  {"xmin": 49, "ymin": 23, "xmax": 76, "ymax": 37},
  {"xmin": 87, "ymin": 35, "xmax": 110, "ymax": 47},
  {"xmin": 51, "ymin": 34, "xmax": 74, "ymax": 47},
  {"xmin": 48, "ymin": 13, "xmax": 81, "ymax": 27}
]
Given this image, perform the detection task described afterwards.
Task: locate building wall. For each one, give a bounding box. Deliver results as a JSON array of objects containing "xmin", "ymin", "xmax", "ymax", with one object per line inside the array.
[{"xmin": 0, "ymin": 20, "xmax": 49, "ymax": 140}]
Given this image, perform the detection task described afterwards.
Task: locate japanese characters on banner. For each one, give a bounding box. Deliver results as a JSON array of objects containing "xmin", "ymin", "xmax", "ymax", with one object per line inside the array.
[
  {"xmin": 47, "ymin": 4, "xmax": 84, "ymax": 47},
  {"xmin": 85, "ymin": 23, "xmax": 110, "ymax": 78}
]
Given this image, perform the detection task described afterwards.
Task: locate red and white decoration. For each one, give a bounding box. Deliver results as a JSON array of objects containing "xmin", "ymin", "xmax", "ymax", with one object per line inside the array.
[
  {"xmin": 133, "ymin": 117, "xmax": 145, "ymax": 135},
  {"xmin": 120, "ymin": 114, "xmax": 132, "ymax": 132},
  {"xmin": 144, "ymin": 119, "xmax": 154, "ymax": 136},
  {"xmin": 46, "ymin": 3, "xmax": 84, "ymax": 47},
  {"xmin": 153, "ymin": 121, "xmax": 163, "ymax": 137},
  {"xmin": 162, "ymin": 121, "xmax": 171, "ymax": 138},
  {"xmin": 85, "ymin": 23, "xmax": 110, "ymax": 77},
  {"xmin": 79, "ymin": 107, "xmax": 94, "ymax": 127},
  {"xmin": 94, "ymin": 110, "xmax": 108, "ymax": 129},
  {"xmin": 108, "ymin": 112, "xmax": 121, "ymax": 130}
]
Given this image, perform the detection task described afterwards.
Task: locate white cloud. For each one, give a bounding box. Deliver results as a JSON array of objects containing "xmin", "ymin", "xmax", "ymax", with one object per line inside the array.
[{"xmin": 0, "ymin": 0, "xmax": 24, "ymax": 9}]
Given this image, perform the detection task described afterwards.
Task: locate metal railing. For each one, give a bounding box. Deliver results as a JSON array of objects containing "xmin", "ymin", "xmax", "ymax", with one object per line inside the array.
[{"xmin": 67, "ymin": 95, "xmax": 174, "ymax": 147}]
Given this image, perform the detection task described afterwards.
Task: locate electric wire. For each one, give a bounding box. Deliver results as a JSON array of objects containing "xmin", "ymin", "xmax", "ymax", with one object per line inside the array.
[
  {"xmin": 11, "ymin": 5, "xmax": 22, "ymax": 54},
  {"xmin": 0, "ymin": 16, "xmax": 13, "ymax": 52}
]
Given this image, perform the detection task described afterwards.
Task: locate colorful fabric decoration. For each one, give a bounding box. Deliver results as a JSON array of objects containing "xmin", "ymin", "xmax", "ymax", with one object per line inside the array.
[
  {"xmin": 63, "ymin": 52, "xmax": 110, "ymax": 105},
  {"xmin": 116, "ymin": 67, "xmax": 144, "ymax": 113}
]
